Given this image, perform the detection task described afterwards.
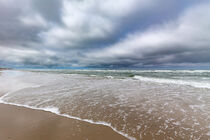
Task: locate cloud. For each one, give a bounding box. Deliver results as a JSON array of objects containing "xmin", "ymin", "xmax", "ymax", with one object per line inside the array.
[
  {"xmin": 19, "ymin": 14, "xmax": 48, "ymax": 28},
  {"xmin": 40, "ymin": 0, "xmax": 191, "ymax": 49},
  {"xmin": 40, "ymin": 0, "xmax": 156, "ymax": 48},
  {"xmin": 83, "ymin": 3, "xmax": 210, "ymax": 67},
  {"xmin": 31, "ymin": 0, "xmax": 62, "ymax": 23},
  {"xmin": 0, "ymin": 0, "xmax": 209, "ymax": 68}
]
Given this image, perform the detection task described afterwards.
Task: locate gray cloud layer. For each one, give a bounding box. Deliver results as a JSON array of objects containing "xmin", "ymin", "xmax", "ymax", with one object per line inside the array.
[{"xmin": 0, "ymin": 0, "xmax": 210, "ymax": 68}]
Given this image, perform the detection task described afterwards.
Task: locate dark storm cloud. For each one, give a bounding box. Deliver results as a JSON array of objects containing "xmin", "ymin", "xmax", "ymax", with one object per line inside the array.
[
  {"xmin": 0, "ymin": 0, "xmax": 46, "ymax": 48},
  {"xmin": 84, "ymin": 2, "xmax": 210, "ymax": 68},
  {"xmin": 0, "ymin": 0, "xmax": 210, "ymax": 68}
]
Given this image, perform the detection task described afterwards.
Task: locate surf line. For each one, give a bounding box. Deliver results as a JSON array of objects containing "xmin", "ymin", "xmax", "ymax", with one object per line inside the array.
[{"xmin": 0, "ymin": 99, "xmax": 136, "ymax": 140}]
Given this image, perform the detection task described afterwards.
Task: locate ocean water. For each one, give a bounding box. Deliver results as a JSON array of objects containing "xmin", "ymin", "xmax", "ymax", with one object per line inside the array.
[{"xmin": 0, "ymin": 70, "xmax": 209, "ymax": 140}]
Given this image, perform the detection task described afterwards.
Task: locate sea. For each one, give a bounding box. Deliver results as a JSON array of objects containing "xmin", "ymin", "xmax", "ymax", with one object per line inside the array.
[{"xmin": 0, "ymin": 69, "xmax": 209, "ymax": 140}]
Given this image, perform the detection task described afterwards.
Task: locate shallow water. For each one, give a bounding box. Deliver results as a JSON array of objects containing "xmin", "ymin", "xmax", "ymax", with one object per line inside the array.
[{"xmin": 0, "ymin": 70, "xmax": 209, "ymax": 140}]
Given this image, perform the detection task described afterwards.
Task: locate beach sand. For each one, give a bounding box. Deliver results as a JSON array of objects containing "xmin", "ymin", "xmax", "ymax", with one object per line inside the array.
[
  {"xmin": 1, "ymin": 70, "xmax": 209, "ymax": 140},
  {"xmin": 0, "ymin": 103, "xmax": 128, "ymax": 140}
]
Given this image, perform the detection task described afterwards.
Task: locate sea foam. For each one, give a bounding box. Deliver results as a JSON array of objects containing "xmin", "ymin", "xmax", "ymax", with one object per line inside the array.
[
  {"xmin": 0, "ymin": 99, "xmax": 136, "ymax": 140},
  {"xmin": 134, "ymin": 75, "xmax": 210, "ymax": 89}
]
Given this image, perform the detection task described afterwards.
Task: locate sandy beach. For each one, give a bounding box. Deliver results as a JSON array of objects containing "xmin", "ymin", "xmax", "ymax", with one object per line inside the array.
[
  {"xmin": 0, "ymin": 103, "xmax": 128, "ymax": 140},
  {"xmin": 0, "ymin": 0, "xmax": 210, "ymax": 139},
  {"xmin": 0, "ymin": 70, "xmax": 209, "ymax": 140}
]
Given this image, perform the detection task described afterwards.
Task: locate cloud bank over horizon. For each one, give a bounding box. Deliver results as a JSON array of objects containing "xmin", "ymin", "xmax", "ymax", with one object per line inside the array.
[{"xmin": 0, "ymin": 0, "xmax": 210, "ymax": 69}]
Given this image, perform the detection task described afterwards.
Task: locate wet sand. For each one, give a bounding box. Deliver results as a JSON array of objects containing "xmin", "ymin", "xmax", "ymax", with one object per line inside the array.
[
  {"xmin": 1, "ymin": 70, "xmax": 209, "ymax": 140},
  {"xmin": 0, "ymin": 103, "xmax": 128, "ymax": 140}
]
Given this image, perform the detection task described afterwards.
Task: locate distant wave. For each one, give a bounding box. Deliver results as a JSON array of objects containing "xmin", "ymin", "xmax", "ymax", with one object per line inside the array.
[
  {"xmin": 29, "ymin": 69, "xmax": 210, "ymax": 73},
  {"xmin": 134, "ymin": 75, "xmax": 210, "ymax": 89},
  {"xmin": 105, "ymin": 76, "xmax": 114, "ymax": 79}
]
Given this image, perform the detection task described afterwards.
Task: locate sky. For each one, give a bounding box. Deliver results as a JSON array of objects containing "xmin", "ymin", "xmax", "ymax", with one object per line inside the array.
[{"xmin": 0, "ymin": 0, "xmax": 210, "ymax": 69}]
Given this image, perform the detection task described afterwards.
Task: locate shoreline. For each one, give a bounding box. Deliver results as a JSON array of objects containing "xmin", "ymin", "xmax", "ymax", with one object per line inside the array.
[
  {"xmin": 0, "ymin": 102, "xmax": 129, "ymax": 140},
  {"xmin": 0, "ymin": 100, "xmax": 135, "ymax": 140},
  {"xmin": 0, "ymin": 70, "xmax": 134, "ymax": 140},
  {"xmin": 1, "ymin": 70, "xmax": 209, "ymax": 140},
  {"xmin": 0, "ymin": 69, "xmax": 129, "ymax": 140}
]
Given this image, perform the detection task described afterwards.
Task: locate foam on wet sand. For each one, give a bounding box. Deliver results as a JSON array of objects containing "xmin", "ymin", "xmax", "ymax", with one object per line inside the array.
[
  {"xmin": 0, "ymin": 70, "xmax": 209, "ymax": 140},
  {"xmin": 0, "ymin": 103, "xmax": 128, "ymax": 140}
]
